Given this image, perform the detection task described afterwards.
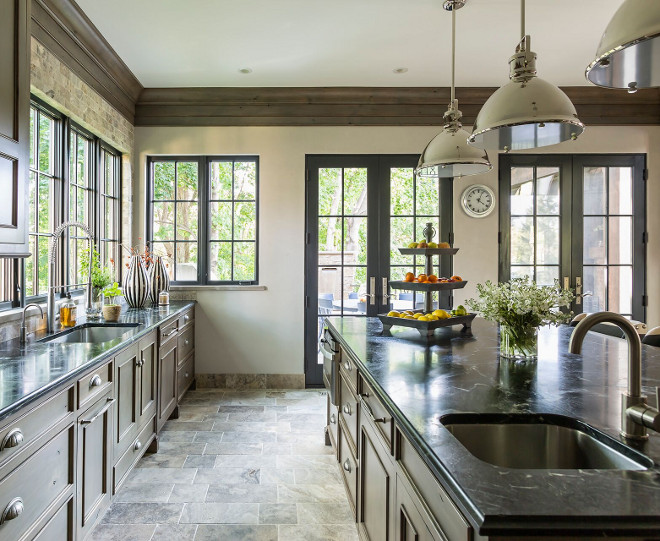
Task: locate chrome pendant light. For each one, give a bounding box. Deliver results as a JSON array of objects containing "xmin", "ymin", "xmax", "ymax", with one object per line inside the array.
[
  {"xmin": 415, "ymin": 0, "xmax": 491, "ymax": 178},
  {"xmin": 586, "ymin": 0, "xmax": 660, "ymax": 91},
  {"xmin": 468, "ymin": 0, "xmax": 584, "ymax": 152}
]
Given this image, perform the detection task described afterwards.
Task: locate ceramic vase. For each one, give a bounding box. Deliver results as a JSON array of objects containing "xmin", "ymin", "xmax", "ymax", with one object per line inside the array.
[
  {"xmin": 148, "ymin": 256, "xmax": 170, "ymax": 304},
  {"xmin": 102, "ymin": 304, "xmax": 121, "ymax": 322},
  {"xmin": 123, "ymin": 255, "xmax": 150, "ymax": 308}
]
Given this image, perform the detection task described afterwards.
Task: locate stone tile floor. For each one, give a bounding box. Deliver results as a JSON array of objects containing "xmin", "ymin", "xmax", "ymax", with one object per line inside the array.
[{"xmin": 89, "ymin": 389, "xmax": 358, "ymax": 541}]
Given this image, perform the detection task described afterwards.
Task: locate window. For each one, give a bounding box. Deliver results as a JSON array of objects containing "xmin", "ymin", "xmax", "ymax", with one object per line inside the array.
[
  {"xmin": 21, "ymin": 97, "xmax": 122, "ymax": 307},
  {"xmin": 147, "ymin": 156, "xmax": 259, "ymax": 285}
]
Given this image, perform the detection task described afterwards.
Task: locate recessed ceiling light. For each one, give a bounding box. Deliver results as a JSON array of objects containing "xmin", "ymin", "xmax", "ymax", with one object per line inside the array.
[
  {"xmin": 239, "ymin": 68, "xmax": 252, "ymax": 74},
  {"xmin": 393, "ymin": 67, "xmax": 408, "ymax": 74}
]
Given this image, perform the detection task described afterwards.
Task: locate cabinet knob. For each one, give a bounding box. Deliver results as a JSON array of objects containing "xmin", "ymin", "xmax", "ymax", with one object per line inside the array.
[
  {"xmin": 134, "ymin": 441, "xmax": 142, "ymax": 451},
  {"xmin": 185, "ymin": 373, "xmax": 189, "ymax": 378},
  {"xmin": 0, "ymin": 497, "xmax": 24, "ymax": 525},
  {"xmin": 184, "ymin": 315, "xmax": 190, "ymax": 322},
  {"xmin": 89, "ymin": 375, "xmax": 102, "ymax": 388},
  {"xmin": 342, "ymin": 404, "xmax": 352, "ymax": 416},
  {"xmin": 184, "ymin": 339, "xmax": 189, "ymax": 346},
  {"xmin": 344, "ymin": 361, "xmax": 352, "ymax": 372},
  {"xmin": 1, "ymin": 428, "xmax": 24, "ymax": 451},
  {"xmin": 329, "ymin": 413, "xmax": 336, "ymax": 424},
  {"xmin": 343, "ymin": 459, "xmax": 352, "ymax": 473}
]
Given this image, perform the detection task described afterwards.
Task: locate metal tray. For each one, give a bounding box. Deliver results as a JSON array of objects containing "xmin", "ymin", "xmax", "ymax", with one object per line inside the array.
[
  {"xmin": 389, "ymin": 280, "xmax": 467, "ymax": 291},
  {"xmin": 398, "ymin": 248, "xmax": 459, "ymax": 256},
  {"xmin": 378, "ymin": 311, "xmax": 476, "ymax": 338}
]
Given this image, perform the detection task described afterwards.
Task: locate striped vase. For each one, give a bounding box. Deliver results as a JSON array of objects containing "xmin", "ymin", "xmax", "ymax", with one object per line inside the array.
[
  {"xmin": 148, "ymin": 256, "xmax": 170, "ymax": 304},
  {"xmin": 123, "ymin": 255, "xmax": 150, "ymax": 308}
]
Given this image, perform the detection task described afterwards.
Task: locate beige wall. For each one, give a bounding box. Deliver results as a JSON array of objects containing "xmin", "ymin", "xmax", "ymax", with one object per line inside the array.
[{"xmin": 134, "ymin": 125, "xmax": 660, "ymax": 376}]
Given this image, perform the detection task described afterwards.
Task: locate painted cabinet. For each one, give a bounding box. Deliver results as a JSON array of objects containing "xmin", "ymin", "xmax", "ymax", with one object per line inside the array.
[{"xmin": 0, "ymin": 0, "xmax": 30, "ymax": 256}]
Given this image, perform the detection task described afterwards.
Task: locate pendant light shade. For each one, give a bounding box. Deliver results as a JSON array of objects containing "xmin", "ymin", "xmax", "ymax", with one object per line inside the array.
[
  {"xmin": 415, "ymin": 0, "xmax": 492, "ymax": 178},
  {"xmin": 586, "ymin": 0, "xmax": 660, "ymax": 90},
  {"xmin": 468, "ymin": 1, "xmax": 584, "ymax": 151}
]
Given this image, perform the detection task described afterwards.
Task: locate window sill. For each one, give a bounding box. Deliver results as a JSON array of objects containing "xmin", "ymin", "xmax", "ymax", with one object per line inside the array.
[{"xmin": 170, "ymin": 285, "xmax": 267, "ymax": 292}]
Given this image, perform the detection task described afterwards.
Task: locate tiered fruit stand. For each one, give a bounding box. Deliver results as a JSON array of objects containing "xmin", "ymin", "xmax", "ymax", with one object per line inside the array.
[{"xmin": 378, "ymin": 223, "xmax": 476, "ymax": 338}]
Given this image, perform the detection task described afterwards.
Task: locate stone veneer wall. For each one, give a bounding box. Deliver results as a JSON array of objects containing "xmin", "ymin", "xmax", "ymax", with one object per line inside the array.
[{"xmin": 0, "ymin": 38, "xmax": 137, "ymax": 341}]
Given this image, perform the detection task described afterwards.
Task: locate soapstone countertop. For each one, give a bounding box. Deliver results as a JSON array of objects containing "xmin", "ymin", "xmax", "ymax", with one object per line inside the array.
[
  {"xmin": 0, "ymin": 301, "xmax": 195, "ymax": 423},
  {"xmin": 326, "ymin": 316, "xmax": 660, "ymax": 537}
]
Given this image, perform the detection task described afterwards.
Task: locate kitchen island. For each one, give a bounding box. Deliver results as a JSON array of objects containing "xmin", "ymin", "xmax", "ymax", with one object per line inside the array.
[{"xmin": 324, "ymin": 316, "xmax": 660, "ymax": 540}]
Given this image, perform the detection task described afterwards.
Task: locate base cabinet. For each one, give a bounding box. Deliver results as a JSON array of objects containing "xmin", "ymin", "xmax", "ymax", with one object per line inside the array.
[
  {"xmin": 77, "ymin": 393, "xmax": 114, "ymax": 541},
  {"xmin": 157, "ymin": 340, "xmax": 178, "ymax": 432},
  {"xmin": 396, "ymin": 474, "xmax": 443, "ymax": 541}
]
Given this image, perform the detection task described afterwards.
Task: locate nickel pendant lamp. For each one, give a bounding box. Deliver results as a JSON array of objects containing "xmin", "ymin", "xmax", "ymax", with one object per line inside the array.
[
  {"xmin": 467, "ymin": 0, "xmax": 584, "ymax": 152},
  {"xmin": 415, "ymin": 0, "xmax": 491, "ymax": 178},
  {"xmin": 586, "ymin": 0, "xmax": 660, "ymax": 91}
]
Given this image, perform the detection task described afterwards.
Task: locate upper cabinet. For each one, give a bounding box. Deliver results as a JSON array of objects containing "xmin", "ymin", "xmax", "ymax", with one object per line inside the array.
[{"xmin": 0, "ymin": 0, "xmax": 30, "ymax": 257}]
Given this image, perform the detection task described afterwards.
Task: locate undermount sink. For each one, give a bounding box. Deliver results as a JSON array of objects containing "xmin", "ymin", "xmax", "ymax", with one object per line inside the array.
[
  {"xmin": 441, "ymin": 413, "xmax": 653, "ymax": 470},
  {"xmin": 40, "ymin": 323, "xmax": 141, "ymax": 344}
]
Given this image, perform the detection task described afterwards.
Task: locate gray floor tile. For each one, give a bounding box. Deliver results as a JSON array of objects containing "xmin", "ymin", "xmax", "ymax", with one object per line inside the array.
[
  {"xmin": 101, "ymin": 503, "xmax": 183, "ymax": 524},
  {"xmin": 222, "ymin": 431, "xmax": 277, "ymax": 443},
  {"xmin": 277, "ymin": 524, "xmax": 359, "ymax": 541},
  {"xmin": 204, "ymin": 442, "xmax": 263, "ymax": 455},
  {"xmin": 293, "ymin": 467, "xmax": 341, "ymax": 485},
  {"xmin": 194, "ymin": 524, "xmax": 277, "ymax": 541},
  {"xmin": 162, "ymin": 420, "xmax": 215, "ymax": 431},
  {"xmin": 195, "ymin": 466, "xmax": 260, "ymax": 484},
  {"xmin": 262, "ymin": 442, "xmax": 292, "ymax": 455},
  {"xmin": 206, "ymin": 483, "xmax": 278, "ymax": 504},
  {"xmin": 114, "ymin": 482, "xmax": 174, "ymax": 503},
  {"xmin": 169, "ymin": 483, "xmax": 209, "ymax": 503},
  {"xmin": 214, "ymin": 454, "xmax": 277, "ymax": 469},
  {"xmin": 125, "ymin": 467, "xmax": 196, "ymax": 485},
  {"xmin": 212, "ymin": 421, "xmax": 290, "ymax": 433},
  {"xmin": 259, "ymin": 503, "xmax": 297, "ymax": 524},
  {"xmin": 297, "ymin": 502, "xmax": 355, "ymax": 524},
  {"xmin": 183, "ymin": 455, "xmax": 216, "ymax": 468},
  {"xmin": 87, "ymin": 524, "xmax": 156, "ymax": 541},
  {"xmin": 192, "ymin": 432, "xmax": 225, "ymax": 443},
  {"xmin": 217, "ymin": 405, "xmax": 265, "ymax": 413},
  {"xmin": 277, "ymin": 484, "xmax": 348, "ymax": 504},
  {"xmin": 158, "ymin": 431, "xmax": 198, "ymax": 442},
  {"xmin": 158, "ymin": 442, "xmax": 207, "ymax": 455},
  {"xmin": 151, "ymin": 524, "xmax": 198, "ymax": 541},
  {"xmin": 180, "ymin": 502, "xmax": 258, "ymax": 524},
  {"xmin": 276, "ymin": 455, "xmax": 337, "ymax": 470},
  {"xmin": 259, "ymin": 467, "xmax": 295, "ymax": 485},
  {"xmin": 226, "ymin": 410, "xmax": 278, "ymax": 422},
  {"xmin": 136, "ymin": 454, "xmax": 187, "ymax": 468}
]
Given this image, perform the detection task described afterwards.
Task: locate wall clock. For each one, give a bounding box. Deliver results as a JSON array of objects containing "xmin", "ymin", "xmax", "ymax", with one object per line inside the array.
[{"xmin": 460, "ymin": 184, "xmax": 496, "ymax": 218}]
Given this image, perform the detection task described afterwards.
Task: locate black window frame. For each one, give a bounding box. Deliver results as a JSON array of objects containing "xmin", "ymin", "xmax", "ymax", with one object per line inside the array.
[
  {"xmin": 19, "ymin": 95, "xmax": 123, "ymax": 310},
  {"xmin": 146, "ymin": 155, "xmax": 260, "ymax": 286}
]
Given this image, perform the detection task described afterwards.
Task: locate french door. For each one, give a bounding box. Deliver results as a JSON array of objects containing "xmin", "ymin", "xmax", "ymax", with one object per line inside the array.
[
  {"xmin": 304, "ymin": 155, "xmax": 453, "ymax": 386},
  {"xmin": 499, "ymin": 154, "xmax": 646, "ymax": 321}
]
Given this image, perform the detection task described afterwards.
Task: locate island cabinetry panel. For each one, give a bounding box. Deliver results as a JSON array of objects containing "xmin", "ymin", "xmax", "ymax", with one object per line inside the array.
[
  {"xmin": 326, "ymin": 399, "xmax": 339, "ymax": 456},
  {"xmin": 0, "ymin": 423, "xmax": 74, "ymax": 541},
  {"xmin": 339, "ymin": 372, "xmax": 358, "ymax": 456},
  {"xmin": 340, "ymin": 349, "xmax": 358, "ymax": 391},
  {"xmin": 157, "ymin": 332, "xmax": 178, "ymax": 432},
  {"xmin": 177, "ymin": 353, "xmax": 194, "ymax": 402},
  {"xmin": 395, "ymin": 473, "xmax": 444, "ymax": 541},
  {"xmin": 32, "ymin": 496, "xmax": 74, "ymax": 541},
  {"xmin": 338, "ymin": 421, "xmax": 357, "ymax": 519},
  {"xmin": 77, "ymin": 391, "xmax": 114, "ymax": 540},
  {"xmin": 359, "ymin": 374, "xmax": 393, "ymax": 454},
  {"xmin": 177, "ymin": 323, "xmax": 194, "ymax": 367},
  {"xmin": 0, "ymin": 0, "xmax": 29, "ymax": 256},
  {"xmin": 358, "ymin": 412, "xmax": 396, "ymax": 541},
  {"xmin": 396, "ymin": 427, "xmax": 471, "ymax": 541},
  {"xmin": 137, "ymin": 330, "xmax": 157, "ymax": 426}
]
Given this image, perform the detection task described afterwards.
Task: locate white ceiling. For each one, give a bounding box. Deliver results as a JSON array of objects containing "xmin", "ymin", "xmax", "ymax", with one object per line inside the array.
[{"xmin": 76, "ymin": 0, "xmax": 623, "ymax": 88}]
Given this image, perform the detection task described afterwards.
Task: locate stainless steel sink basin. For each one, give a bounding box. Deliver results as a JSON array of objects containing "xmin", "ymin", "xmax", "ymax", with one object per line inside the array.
[
  {"xmin": 441, "ymin": 413, "xmax": 653, "ymax": 470},
  {"xmin": 40, "ymin": 323, "xmax": 141, "ymax": 344}
]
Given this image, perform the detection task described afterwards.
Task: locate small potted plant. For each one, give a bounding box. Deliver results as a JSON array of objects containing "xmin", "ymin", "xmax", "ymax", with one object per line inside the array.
[
  {"xmin": 102, "ymin": 282, "xmax": 124, "ymax": 322},
  {"xmin": 80, "ymin": 248, "xmax": 114, "ymax": 319}
]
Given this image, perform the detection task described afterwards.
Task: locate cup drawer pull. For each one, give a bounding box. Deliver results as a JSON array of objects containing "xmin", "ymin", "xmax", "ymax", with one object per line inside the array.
[
  {"xmin": 343, "ymin": 459, "xmax": 352, "ymax": 473},
  {"xmin": 1, "ymin": 429, "xmax": 24, "ymax": 451},
  {"xmin": 330, "ymin": 413, "xmax": 336, "ymax": 424},
  {"xmin": 89, "ymin": 374, "xmax": 102, "ymax": 388},
  {"xmin": 343, "ymin": 361, "xmax": 352, "ymax": 372},
  {"xmin": 342, "ymin": 404, "xmax": 352, "ymax": 416},
  {"xmin": 0, "ymin": 497, "xmax": 24, "ymax": 525},
  {"xmin": 134, "ymin": 440, "xmax": 142, "ymax": 451}
]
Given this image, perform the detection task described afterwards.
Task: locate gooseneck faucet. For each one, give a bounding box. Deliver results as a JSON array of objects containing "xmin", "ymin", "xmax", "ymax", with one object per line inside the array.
[
  {"xmin": 20, "ymin": 303, "xmax": 44, "ymax": 345},
  {"xmin": 569, "ymin": 311, "xmax": 660, "ymax": 440},
  {"xmin": 47, "ymin": 221, "xmax": 93, "ymax": 333}
]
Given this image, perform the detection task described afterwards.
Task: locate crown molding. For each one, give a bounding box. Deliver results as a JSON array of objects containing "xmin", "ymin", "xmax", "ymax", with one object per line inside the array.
[
  {"xmin": 134, "ymin": 86, "xmax": 660, "ymax": 127},
  {"xmin": 31, "ymin": 0, "xmax": 143, "ymax": 123}
]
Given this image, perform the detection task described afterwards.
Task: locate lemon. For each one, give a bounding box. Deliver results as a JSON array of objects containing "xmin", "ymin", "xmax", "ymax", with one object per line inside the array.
[
  {"xmin": 387, "ymin": 311, "xmax": 400, "ymax": 317},
  {"xmin": 412, "ymin": 313, "xmax": 422, "ymax": 319},
  {"xmin": 427, "ymin": 315, "xmax": 439, "ymax": 321},
  {"xmin": 403, "ymin": 315, "xmax": 415, "ymax": 320},
  {"xmin": 418, "ymin": 316, "xmax": 430, "ymax": 322},
  {"xmin": 433, "ymin": 309, "xmax": 450, "ymax": 319}
]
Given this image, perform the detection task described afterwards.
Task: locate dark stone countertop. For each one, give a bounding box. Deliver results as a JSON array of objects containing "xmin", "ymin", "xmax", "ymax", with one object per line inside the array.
[
  {"xmin": 0, "ymin": 301, "xmax": 195, "ymax": 423},
  {"xmin": 326, "ymin": 316, "xmax": 660, "ymax": 537}
]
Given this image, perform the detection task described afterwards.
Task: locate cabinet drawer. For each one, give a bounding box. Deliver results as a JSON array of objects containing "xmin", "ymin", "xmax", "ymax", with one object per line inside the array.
[
  {"xmin": 327, "ymin": 400, "xmax": 339, "ymax": 455},
  {"xmin": 339, "ymin": 351, "xmax": 357, "ymax": 392},
  {"xmin": 397, "ymin": 428, "xmax": 471, "ymax": 541},
  {"xmin": 338, "ymin": 373, "xmax": 358, "ymax": 454},
  {"xmin": 338, "ymin": 422, "xmax": 357, "ymax": 519},
  {"xmin": 0, "ymin": 425, "xmax": 74, "ymax": 541},
  {"xmin": 179, "ymin": 308, "xmax": 194, "ymax": 329},
  {"xmin": 78, "ymin": 361, "xmax": 113, "ymax": 409},
  {"xmin": 177, "ymin": 353, "xmax": 195, "ymax": 402},
  {"xmin": 159, "ymin": 318, "xmax": 179, "ymax": 348},
  {"xmin": 359, "ymin": 376, "xmax": 393, "ymax": 454},
  {"xmin": 177, "ymin": 324, "xmax": 194, "ymax": 366},
  {"xmin": 113, "ymin": 416, "xmax": 155, "ymax": 493},
  {"xmin": 0, "ymin": 386, "xmax": 73, "ymax": 469},
  {"xmin": 33, "ymin": 496, "xmax": 74, "ymax": 541}
]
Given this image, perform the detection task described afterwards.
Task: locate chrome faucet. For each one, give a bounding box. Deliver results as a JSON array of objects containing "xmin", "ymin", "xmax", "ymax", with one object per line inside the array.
[
  {"xmin": 20, "ymin": 304, "xmax": 44, "ymax": 345},
  {"xmin": 47, "ymin": 221, "xmax": 93, "ymax": 333},
  {"xmin": 569, "ymin": 311, "xmax": 660, "ymax": 440}
]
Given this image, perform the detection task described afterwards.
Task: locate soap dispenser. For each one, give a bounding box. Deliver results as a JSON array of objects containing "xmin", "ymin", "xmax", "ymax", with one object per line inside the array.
[{"xmin": 60, "ymin": 293, "xmax": 77, "ymax": 327}]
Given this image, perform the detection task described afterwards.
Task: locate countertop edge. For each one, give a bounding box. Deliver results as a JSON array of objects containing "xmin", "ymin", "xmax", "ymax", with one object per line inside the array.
[{"xmin": 0, "ymin": 302, "xmax": 195, "ymax": 424}]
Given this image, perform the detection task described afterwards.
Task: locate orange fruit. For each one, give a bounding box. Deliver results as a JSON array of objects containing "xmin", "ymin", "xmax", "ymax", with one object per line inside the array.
[
  {"xmin": 427, "ymin": 275, "xmax": 438, "ymax": 283},
  {"xmin": 417, "ymin": 274, "xmax": 428, "ymax": 283},
  {"xmin": 404, "ymin": 272, "xmax": 415, "ymax": 282},
  {"xmin": 451, "ymin": 275, "xmax": 462, "ymax": 282}
]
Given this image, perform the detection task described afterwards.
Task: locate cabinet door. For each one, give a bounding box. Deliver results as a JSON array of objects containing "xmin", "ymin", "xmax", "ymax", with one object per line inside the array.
[
  {"xmin": 359, "ymin": 418, "xmax": 395, "ymax": 541},
  {"xmin": 114, "ymin": 345, "xmax": 139, "ymax": 457},
  {"xmin": 138, "ymin": 330, "xmax": 157, "ymax": 426},
  {"xmin": 157, "ymin": 341, "xmax": 177, "ymax": 432},
  {"xmin": 0, "ymin": 0, "xmax": 29, "ymax": 255},
  {"xmin": 396, "ymin": 475, "xmax": 443, "ymax": 541},
  {"xmin": 77, "ymin": 393, "xmax": 114, "ymax": 540}
]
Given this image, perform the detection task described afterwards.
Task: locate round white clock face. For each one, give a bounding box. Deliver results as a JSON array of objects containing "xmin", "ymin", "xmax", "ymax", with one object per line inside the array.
[{"xmin": 461, "ymin": 184, "xmax": 495, "ymax": 218}]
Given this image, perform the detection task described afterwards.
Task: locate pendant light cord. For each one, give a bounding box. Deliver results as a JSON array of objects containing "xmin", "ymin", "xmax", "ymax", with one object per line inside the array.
[
  {"xmin": 451, "ymin": 8, "xmax": 456, "ymax": 104},
  {"xmin": 520, "ymin": 0, "xmax": 525, "ymax": 39}
]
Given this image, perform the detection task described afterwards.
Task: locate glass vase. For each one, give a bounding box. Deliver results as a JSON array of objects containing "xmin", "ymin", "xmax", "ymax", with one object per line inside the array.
[
  {"xmin": 87, "ymin": 287, "xmax": 103, "ymax": 320},
  {"xmin": 499, "ymin": 324, "xmax": 538, "ymax": 360}
]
